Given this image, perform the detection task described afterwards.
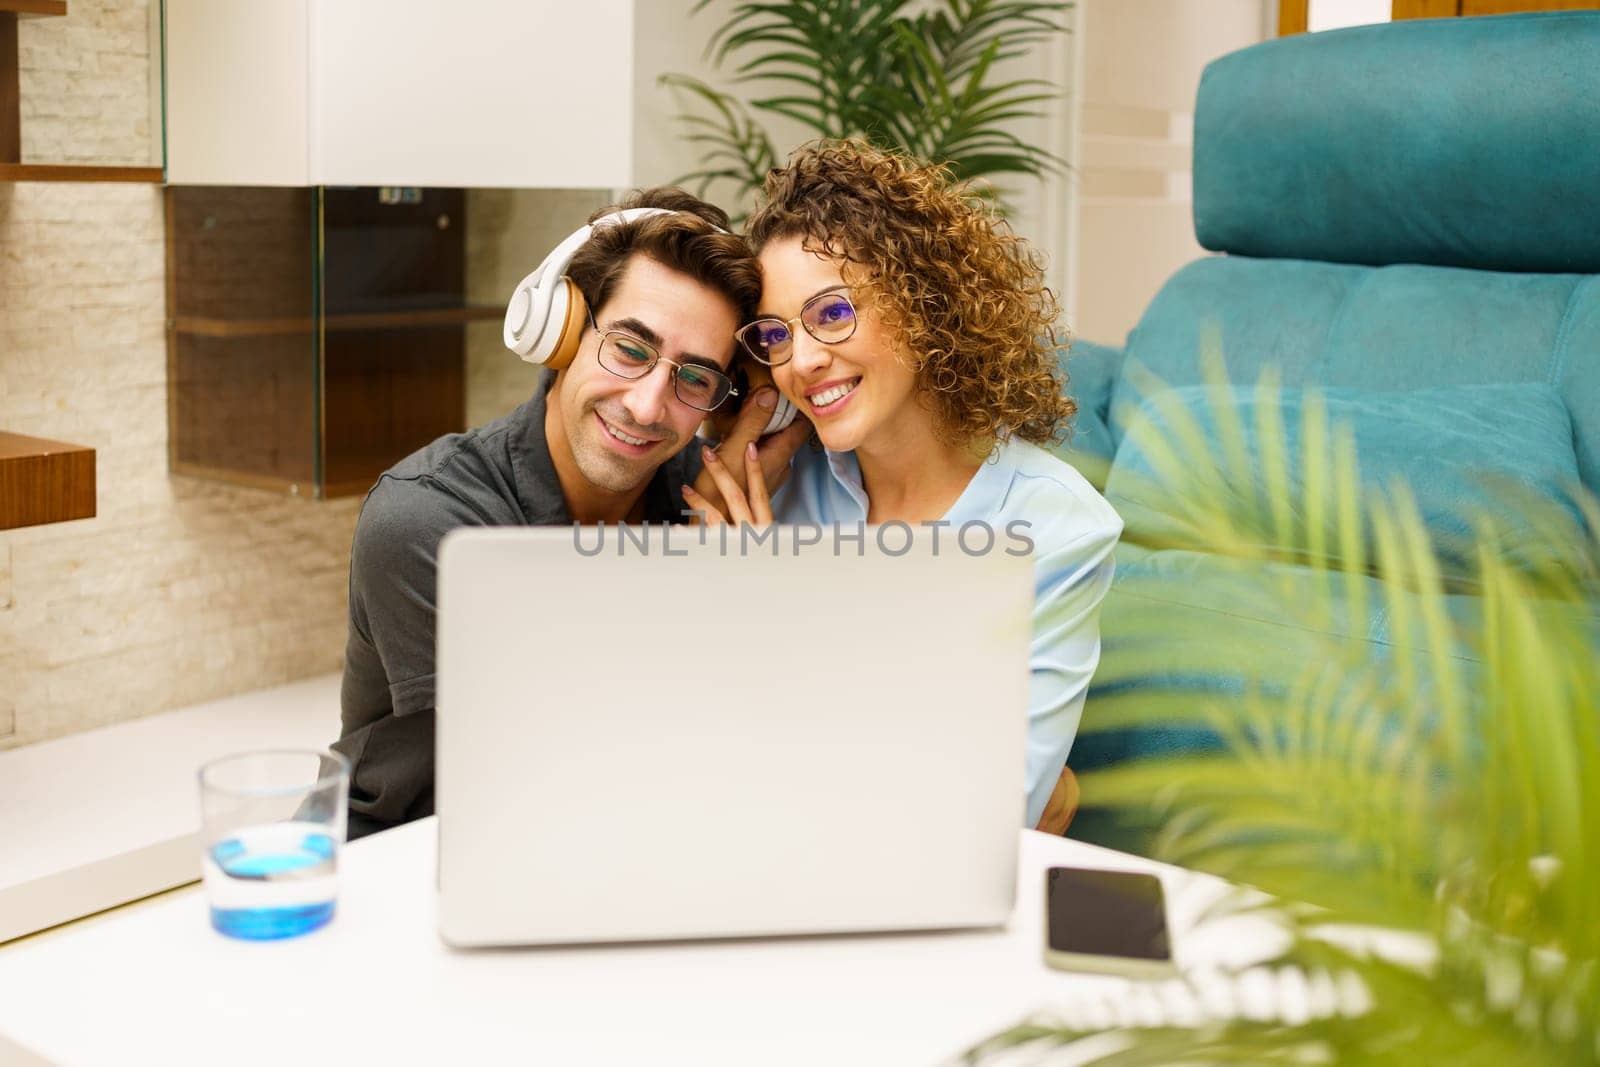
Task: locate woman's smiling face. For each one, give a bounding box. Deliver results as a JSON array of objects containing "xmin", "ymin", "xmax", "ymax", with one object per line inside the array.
[{"xmin": 758, "ymin": 235, "xmax": 921, "ymax": 455}]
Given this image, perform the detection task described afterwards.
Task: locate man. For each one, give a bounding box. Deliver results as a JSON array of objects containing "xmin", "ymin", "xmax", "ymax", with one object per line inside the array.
[{"xmin": 334, "ymin": 188, "xmax": 808, "ymax": 839}]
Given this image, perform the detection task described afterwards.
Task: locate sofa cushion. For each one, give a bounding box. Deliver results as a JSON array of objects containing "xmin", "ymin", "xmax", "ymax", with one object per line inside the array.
[
  {"xmin": 1114, "ymin": 257, "xmax": 1600, "ymax": 495},
  {"xmin": 1194, "ymin": 12, "xmax": 1600, "ymax": 274},
  {"xmin": 1052, "ymin": 340, "xmax": 1122, "ymax": 489},
  {"xmin": 1104, "ymin": 383, "xmax": 1592, "ymax": 582}
]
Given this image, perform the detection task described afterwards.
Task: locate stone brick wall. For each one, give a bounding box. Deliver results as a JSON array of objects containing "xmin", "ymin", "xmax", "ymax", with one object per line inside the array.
[
  {"xmin": 0, "ymin": 1, "xmax": 359, "ymax": 749},
  {"xmin": 16, "ymin": 0, "xmax": 157, "ymax": 166}
]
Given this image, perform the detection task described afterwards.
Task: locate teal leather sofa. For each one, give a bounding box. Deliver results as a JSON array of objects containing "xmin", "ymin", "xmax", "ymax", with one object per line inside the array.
[{"xmin": 1060, "ymin": 12, "xmax": 1600, "ymax": 851}]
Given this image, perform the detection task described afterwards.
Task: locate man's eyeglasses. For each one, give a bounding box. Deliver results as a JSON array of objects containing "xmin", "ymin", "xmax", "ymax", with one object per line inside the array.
[
  {"xmin": 588, "ymin": 312, "xmax": 738, "ymax": 413},
  {"xmin": 735, "ymin": 288, "xmax": 858, "ymax": 367}
]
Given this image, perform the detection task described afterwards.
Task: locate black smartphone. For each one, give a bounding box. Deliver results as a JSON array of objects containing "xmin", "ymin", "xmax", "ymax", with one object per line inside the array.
[{"xmin": 1043, "ymin": 866, "xmax": 1176, "ymax": 978}]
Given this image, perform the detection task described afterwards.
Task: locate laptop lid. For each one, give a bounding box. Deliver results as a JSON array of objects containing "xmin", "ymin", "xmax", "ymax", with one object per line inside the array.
[{"xmin": 436, "ymin": 524, "xmax": 1032, "ymax": 947}]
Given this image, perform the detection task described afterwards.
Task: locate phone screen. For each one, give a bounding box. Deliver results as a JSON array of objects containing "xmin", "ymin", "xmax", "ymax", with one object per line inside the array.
[{"xmin": 1046, "ymin": 866, "xmax": 1172, "ymax": 961}]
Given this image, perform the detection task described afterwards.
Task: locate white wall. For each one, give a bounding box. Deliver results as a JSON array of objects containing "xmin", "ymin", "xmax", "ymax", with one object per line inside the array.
[
  {"xmin": 633, "ymin": 1, "xmax": 854, "ymax": 206},
  {"xmin": 1067, "ymin": 0, "xmax": 1268, "ymax": 346},
  {"xmin": 1309, "ymin": 0, "xmax": 1391, "ymax": 32}
]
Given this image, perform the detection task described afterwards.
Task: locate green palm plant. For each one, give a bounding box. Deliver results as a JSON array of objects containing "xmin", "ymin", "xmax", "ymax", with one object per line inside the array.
[
  {"xmin": 965, "ymin": 350, "xmax": 1600, "ymax": 1064},
  {"xmin": 660, "ymin": 0, "xmax": 1071, "ymax": 214}
]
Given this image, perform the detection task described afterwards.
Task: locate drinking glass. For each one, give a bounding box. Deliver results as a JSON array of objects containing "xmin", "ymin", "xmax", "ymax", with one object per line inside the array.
[{"xmin": 197, "ymin": 749, "xmax": 349, "ymax": 940}]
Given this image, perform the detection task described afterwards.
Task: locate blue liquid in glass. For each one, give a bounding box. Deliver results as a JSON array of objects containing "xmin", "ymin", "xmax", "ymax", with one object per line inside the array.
[{"xmin": 206, "ymin": 826, "xmax": 338, "ymax": 940}]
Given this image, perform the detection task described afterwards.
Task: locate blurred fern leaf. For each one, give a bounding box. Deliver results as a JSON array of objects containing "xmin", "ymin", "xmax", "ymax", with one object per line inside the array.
[{"xmin": 969, "ymin": 342, "xmax": 1600, "ymax": 1063}]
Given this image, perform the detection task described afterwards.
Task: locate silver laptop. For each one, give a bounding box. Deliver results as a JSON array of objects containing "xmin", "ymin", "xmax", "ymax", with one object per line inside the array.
[{"xmin": 435, "ymin": 524, "xmax": 1032, "ymax": 947}]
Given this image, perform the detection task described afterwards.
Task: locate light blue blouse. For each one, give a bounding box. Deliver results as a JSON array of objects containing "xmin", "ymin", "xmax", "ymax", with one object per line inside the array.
[{"xmin": 771, "ymin": 437, "xmax": 1124, "ymax": 828}]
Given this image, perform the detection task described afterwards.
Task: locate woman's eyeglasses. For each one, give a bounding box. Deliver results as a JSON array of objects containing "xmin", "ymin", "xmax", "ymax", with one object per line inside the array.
[
  {"xmin": 589, "ymin": 313, "xmax": 738, "ymax": 413},
  {"xmin": 735, "ymin": 289, "xmax": 858, "ymax": 367}
]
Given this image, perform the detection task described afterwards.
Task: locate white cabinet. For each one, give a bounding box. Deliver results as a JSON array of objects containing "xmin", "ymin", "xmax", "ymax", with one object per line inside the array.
[{"xmin": 164, "ymin": 0, "xmax": 635, "ymax": 187}]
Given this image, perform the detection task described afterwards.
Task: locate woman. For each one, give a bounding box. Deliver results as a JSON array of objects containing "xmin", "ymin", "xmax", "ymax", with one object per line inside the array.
[{"xmin": 684, "ymin": 140, "xmax": 1122, "ymax": 829}]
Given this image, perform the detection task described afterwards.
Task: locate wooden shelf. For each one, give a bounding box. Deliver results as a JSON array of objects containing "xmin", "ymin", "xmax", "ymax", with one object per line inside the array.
[
  {"xmin": 0, "ymin": 163, "xmax": 163, "ymax": 183},
  {"xmin": 0, "ymin": 431, "xmax": 95, "ymax": 531},
  {"xmin": 0, "ymin": 1, "xmax": 67, "ymax": 17},
  {"xmin": 172, "ymin": 305, "xmax": 503, "ymax": 338}
]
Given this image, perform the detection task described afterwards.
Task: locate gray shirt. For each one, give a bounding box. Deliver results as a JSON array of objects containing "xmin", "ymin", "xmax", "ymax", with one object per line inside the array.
[{"xmin": 335, "ymin": 372, "xmax": 702, "ymax": 832}]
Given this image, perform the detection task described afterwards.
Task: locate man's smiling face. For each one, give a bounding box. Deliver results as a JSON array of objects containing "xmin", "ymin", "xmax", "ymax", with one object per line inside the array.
[{"xmin": 547, "ymin": 253, "xmax": 740, "ymax": 500}]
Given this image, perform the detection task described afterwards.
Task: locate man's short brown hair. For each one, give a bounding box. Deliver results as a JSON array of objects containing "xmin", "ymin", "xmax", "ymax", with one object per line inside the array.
[{"xmin": 565, "ymin": 188, "xmax": 761, "ymax": 346}]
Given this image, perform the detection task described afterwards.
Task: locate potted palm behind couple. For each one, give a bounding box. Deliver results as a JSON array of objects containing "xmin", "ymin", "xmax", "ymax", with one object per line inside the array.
[{"xmin": 661, "ymin": 0, "xmax": 1072, "ymax": 214}]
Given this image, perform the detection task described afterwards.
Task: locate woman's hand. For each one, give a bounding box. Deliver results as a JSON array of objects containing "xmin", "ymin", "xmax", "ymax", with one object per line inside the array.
[
  {"xmin": 689, "ymin": 387, "xmax": 809, "ymax": 514},
  {"xmin": 682, "ymin": 442, "xmax": 773, "ymax": 526}
]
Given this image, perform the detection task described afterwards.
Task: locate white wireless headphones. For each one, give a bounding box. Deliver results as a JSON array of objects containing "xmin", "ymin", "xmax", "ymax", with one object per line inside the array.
[{"xmin": 503, "ymin": 208, "xmax": 797, "ymax": 435}]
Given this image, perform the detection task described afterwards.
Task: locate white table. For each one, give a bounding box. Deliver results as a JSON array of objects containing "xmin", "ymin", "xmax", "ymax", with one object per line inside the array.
[{"xmin": 0, "ymin": 822, "xmax": 1285, "ymax": 1067}]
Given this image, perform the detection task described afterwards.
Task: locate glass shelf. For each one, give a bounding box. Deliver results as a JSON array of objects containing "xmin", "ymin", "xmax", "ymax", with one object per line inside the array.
[
  {"xmin": 166, "ymin": 185, "xmax": 612, "ymax": 499},
  {"xmin": 167, "ymin": 186, "xmax": 473, "ymax": 498}
]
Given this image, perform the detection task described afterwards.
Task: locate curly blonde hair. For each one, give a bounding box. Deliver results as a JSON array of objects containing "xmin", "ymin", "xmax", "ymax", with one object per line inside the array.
[{"xmin": 745, "ymin": 139, "xmax": 1075, "ymax": 449}]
